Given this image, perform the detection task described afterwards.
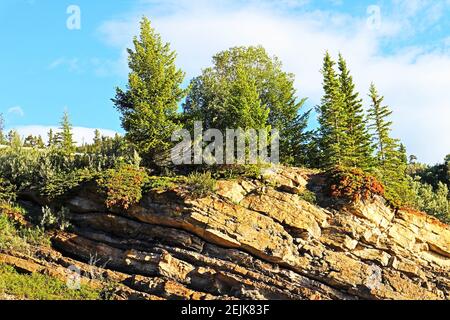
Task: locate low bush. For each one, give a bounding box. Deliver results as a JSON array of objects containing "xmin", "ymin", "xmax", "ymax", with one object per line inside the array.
[
  {"xmin": 298, "ymin": 189, "xmax": 317, "ymax": 204},
  {"xmin": 96, "ymin": 163, "xmax": 149, "ymax": 210},
  {"xmin": 39, "ymin": 206, "xmax": 71, "ymax": 231},
  {"xmin": 0, "ymin": 208, "xmax": 49, "ymax": 253},
  {"xmin": 144, "ymin": 176, "xmax": 179, "ymax": 192},
  {"xmin": 185, "ymin": 172, "xmax": 217, "ymax": 198},
  {"xmin": 0, "ymin": 178, "xmax": 16, "ymax": 203},
  {"xmin": 327, "ymin": 166, "xmax": 385, "ymax": 202},
  {"xmin": 0, "ymin": 264, "xmax": 101, "ymax": 300}
]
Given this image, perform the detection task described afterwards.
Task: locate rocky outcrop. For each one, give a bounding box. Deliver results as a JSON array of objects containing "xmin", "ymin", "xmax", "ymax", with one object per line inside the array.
[{"xmin": 6, "ymin": 166, "xmax": 450, "ymax": 300}]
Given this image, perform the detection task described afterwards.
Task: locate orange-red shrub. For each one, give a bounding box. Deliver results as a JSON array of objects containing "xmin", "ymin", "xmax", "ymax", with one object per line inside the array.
[{"xmin": 327, "ymin": 166, "xmax": 385, "ymax": 202}]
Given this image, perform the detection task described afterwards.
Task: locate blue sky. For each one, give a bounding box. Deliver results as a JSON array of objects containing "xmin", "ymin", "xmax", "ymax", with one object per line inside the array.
[{"xmin": 1, "ymin": 0, "xmax": 449, "ymax": 163}]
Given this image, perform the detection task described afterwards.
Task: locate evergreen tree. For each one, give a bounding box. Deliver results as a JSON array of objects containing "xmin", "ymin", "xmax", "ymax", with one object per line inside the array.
[
  {"xmin": 55, "ymin": 111, "xmax": 75, "ymax": 154},
  {"xmin": 0, "ymin": 113, "xmax": 5, "ymax": 145},
  {"xmin": 399, "ymin": 143, "xmax": 408, "ymax": 165},
  {"xmin": 8, "ymin": 130, "xmax": 22, "ymax": 149},
  {"xmin": 284, "ymin": 110, "xmax": 315, "ymax": 166},
  {"xmin": 338, "ymin": 54, "xmax": 374, "ymax": 170},
  {"xmin": 47, "ymin": 129, "xmax": 55, "ymax": 147},
  {"xmin": 113, "ymin": 17, "xmax": 185, "ymax": 167},
  {"xmin": 367, "ymin": 83, "xmax": 399, "ymax": 166},
  {"xmin": 367, "ymin": 83, "xmax": 410, "ymax": 205},
  {"xmin": 317, "ymin": 52, "xmax": 347, "ymax": 168},
  {"xmin": 93, "ymin": 129, "xmax": 102, "ymax": 152}
]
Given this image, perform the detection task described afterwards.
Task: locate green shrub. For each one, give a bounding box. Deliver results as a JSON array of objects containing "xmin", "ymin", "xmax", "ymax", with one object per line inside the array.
[
  {"xmin": 0, "ymin": 146, "xmax": 138, "ymax": 200},
  {"xmin": 0, "ymin": 209, "xmax": 49, "ymax": 253},
  {"xmin": 185, "ymin": 172, "xmax": 217, "ymax": 198},
  {"xmin": 0, "ymin": 178, "xmax": 16, "ymax": 203},
  {"xmin": 408, "ymin": 179, "xmax": 449, "ymax": 223},
  {"xmin": 211, "ymin": 164, "xmax": 270, "ymax": 180},
  {"xmin": 0, "ymin": 264, "xmax": 101, "ymax": 300},
  {"xmin": 298, "ymin": 189, "xmax": 317, "ymax": 204},
  {"xmin": 144, "ymin": 176, "xmax": 179, "ymax": 192},
  {"xmin": 39, "ymin": 206, "xmax": 71, "ymax": 231},
  {"xmin": 39, "ymin": 168, "xmax": 95, "ymax": 200},
  {"xmin": 327, "ymin": 166, "xmax": 385, "ymax": 202},
  {"xmin": 97, "ymin": 164, "xmax": 149, "ymax": 210}
]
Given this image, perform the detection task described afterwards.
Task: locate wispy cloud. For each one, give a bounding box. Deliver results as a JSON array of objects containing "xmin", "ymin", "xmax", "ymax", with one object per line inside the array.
[
  {"xmin": 97, "ymin": 0, "xmax": 450, "ymax": 164},
  {"xmin": 7, "ymin": 106, "xmax": 24, "ymax": 117},
  {"xmin": 48, "ymin": 57, "xmax": 82, "ymax": 73}
]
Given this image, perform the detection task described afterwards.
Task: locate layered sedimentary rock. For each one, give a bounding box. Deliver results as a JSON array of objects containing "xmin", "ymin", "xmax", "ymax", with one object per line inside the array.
[{"xmin": 3, "ymin": 167, "xmax": 450, "ymax": 300}]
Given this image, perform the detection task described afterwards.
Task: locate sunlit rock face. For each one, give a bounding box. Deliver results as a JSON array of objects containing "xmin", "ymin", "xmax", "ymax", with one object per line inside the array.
[{"xmin": 4, "ymin": 166, "xmax": 449, "ymax": 300}]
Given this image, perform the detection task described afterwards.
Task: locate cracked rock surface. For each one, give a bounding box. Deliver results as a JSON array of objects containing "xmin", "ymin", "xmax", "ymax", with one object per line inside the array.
[{"xmin": 3, "ymin": 167, "xmax": 449, "ymax": 300}]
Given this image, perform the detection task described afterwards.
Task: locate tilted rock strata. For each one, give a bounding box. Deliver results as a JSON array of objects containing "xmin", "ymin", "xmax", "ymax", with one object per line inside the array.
[{"xmin": 7, "ymin": 167, "xmax": 450, "ymax": 300}]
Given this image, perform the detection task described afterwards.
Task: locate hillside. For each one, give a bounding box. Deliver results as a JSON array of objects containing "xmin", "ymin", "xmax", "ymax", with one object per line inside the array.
[{"xmin": 1, "ymin": 166, "xmax": 448, "ymax": 300}]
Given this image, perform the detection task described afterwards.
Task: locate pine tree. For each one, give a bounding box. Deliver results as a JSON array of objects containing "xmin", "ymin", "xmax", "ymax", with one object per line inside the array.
[
  {"xmin": 284, "ymin": 109, "xmax": 314, "ymax": 166},
  {"xmin": 55, "ymin": 111, "xmax": 75, "ymax": 154},
  {"xmin": 367, "ymin": 83, "xmax": 399, "ymax": 166},
  {"xmin": 47, "ymin": 129, "xmax": 55, "ymax": 147},
  {"xmin": 0, "ymin": 113, "xmax": 5, "ymax": 145},
  {"xmin": 367, "ymin": 83, "xmax": 409, "ymax": 206},
  {"xmin": 317, "ymin": 52, "xmax": 347, "ymax": 169},
  {"xmin": 338, "ymin": 54, "xmax": 374, "ymax": 170},
  {"xmin": 113, "ymin": 17, "xmax": 185, "ymax": 167},
  {"xmin": 8, "ymin": 130, "xmax": 22, "ymax": 149},
  {"xmin": 93, "ymin": 129, "xmax": 102, "ymax": 152}
]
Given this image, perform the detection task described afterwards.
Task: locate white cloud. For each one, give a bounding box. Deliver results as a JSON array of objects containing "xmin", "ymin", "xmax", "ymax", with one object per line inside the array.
[
  {"xmin": 48, "ymin": 57, "xmax": 81, "ymax": 73},
  {"xmin": 7, "ymin": 106, "xmax": 24, "ymax": 117},
  {"xmin": 10, "ymin": 125, "xmax": 118, "ymax": 146},
  {"xmin": 97, "ymin": 0, "xmax": 450, "ymax": 164}
]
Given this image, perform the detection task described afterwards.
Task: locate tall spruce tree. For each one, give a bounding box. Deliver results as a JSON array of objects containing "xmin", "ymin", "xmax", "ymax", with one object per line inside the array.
[
  {"xmin": 317, "ymin": 52, "xmax": 348, "ymax": 168},
  {"xmin": 367, "ymin": 83, "xmax": 410, "ymax": 205},
  {"xmin": 113, "ymin": 17, "xmax": 185, "ymax": 166},
  {"xmin": 338, "ymin": 54, "xmax": 374, "ymax": 170},
  {"xmin": 367, "ymin": 83, "xmax": 399, "ymax": 166},
  {"xmin": 55, "ymin": 111, "xmax": 75, "ymax": 154}
]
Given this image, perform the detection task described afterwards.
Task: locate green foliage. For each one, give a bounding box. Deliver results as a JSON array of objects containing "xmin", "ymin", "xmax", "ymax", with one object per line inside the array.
[
  {"xmin": 97, "ymin": 163, "xmax": 149, "ymax": 210},
  {"xmin": 316, "ymin": 52, "xmax": 347, "ymax": 168},
  {"xmin": 39, "ymin": 168, "xmax": 95, "ymax": 200},
  {"xmin": 0, "ymin": 264, "xmax": 101, "ymax": 300},
  {"xmin": 185, "ymin": 172, "xmax": 217, "ymax": 198},
  {"xmin": 298, "ymin": 189, "xmax": 317, "ymax": 204},
  {"xmin": 113, "ymin": 17, "xmax": 185, "ymax": 166},
  {"xmin": 184, "ymin": 45, "xmax": 311, "ymax": 165},
  {"xmin": 39, "ymin": 206, "xmax": 71, "ymax": 231},
  {"xmin": 327, "ymin": 166, "xmax": 385, "ymax": 202},
  {"xmin": 0, "ymin": 207, "xmax": 49, "ymax": 253},
  {"xmin": 144, "ymin": 176, "xmax": 179, "ymax": 192},
  {"xmin": 366, "ymin": 84, "xmax": 411, "ymax": 209},
  {"xmin": 54, "ymin": 111, "xmax": 75, "ymax": 154},
  {"xmin": 408, "ymin": 180, "xmax": 449, "ymax": 222},
  {"xmin": 317, "ymin": 53, "xmax": 375, "ymax": 170},
  {"xmin": 337, "ymin": 54, "xmax": 374, "ymax": 170},
  {"xmin": 0, "ymin": 178, "xmax": 16, "ymax": 203},
  {"xmin": 0, "ymin": 113, "xmax": 6, "ymax": 145},
  {"xmin": 7, "ymin": 130, "xmax": 22, "ymax": 149},
  {"xmin": 367, "ymin": 83, "xmax": 400, "ymax": 168},
  {"xmin": 0, "ymin": 142, "xmax": 138, "ymax": 201}
]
